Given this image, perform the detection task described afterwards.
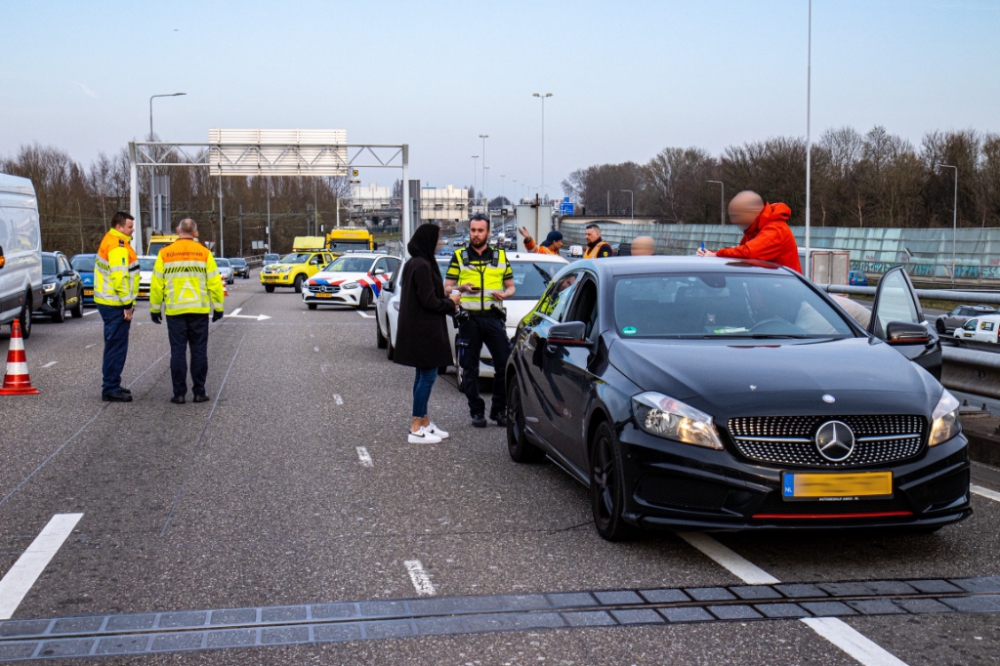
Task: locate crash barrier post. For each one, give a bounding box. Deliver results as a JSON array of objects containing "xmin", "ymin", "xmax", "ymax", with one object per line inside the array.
[{"xmin": 1, "ymin": 318, "xmax": 40, "ymax": 396}]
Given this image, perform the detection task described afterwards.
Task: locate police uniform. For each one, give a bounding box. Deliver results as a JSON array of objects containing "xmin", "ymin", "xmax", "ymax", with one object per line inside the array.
[
  {"xmin": 447, "ymin": 244, "xmax": 514, "ymax": 421},
  {"xmin": 149, "ymin": 238, "xmax": 225, "ymax": 399},
  {"xmin": 94, "ymin": 228, "xmax": 139, "ymax": 398}
]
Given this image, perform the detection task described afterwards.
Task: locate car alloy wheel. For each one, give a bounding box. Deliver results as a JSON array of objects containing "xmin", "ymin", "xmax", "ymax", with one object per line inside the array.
[
  {"xmin": 386, "ymin": 321, "xmax": 395, "ymax": 360},
  {"xmin": 293, "ymin": 275, "xmax": 304, "ymax": 293},
  {"xmin": 71, "ymin": 291, "xmax": 84, "ymax": 318},
  {"xmin": 507, "ymin": 380, "xmax": 545, "ymax": 463},
  {"xmin": 589, "ymin": 421, "xmax": 637, "ymax": 541},
  {"xmin": 357, "ymin": 288, "xmax": 372, "ymax": 311},
  {"xmin": 19, "ymin": 294, "xmax": 32, "ymax": 339},
  {"xmin": 936, "ymin": 319, "xmax": 946, "ymax": 335},
  {"xmin": 51, "ymin": 294, "xmax": 65, "ymax": 323}
]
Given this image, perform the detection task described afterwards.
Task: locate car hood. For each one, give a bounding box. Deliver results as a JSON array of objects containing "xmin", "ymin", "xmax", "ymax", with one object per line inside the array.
[
  {"xmin": 309, "ymin": 271, "xmax": 368, "ymax": 286},
  {"xmin": 608, "ymin": 336, "xmax": 940, "ymax": 419}
]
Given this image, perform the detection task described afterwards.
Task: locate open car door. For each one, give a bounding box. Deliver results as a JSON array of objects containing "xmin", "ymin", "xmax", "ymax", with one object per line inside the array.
[{"xmin": 868, "ymin": 266, "xmax": 941, "ymax": 379}]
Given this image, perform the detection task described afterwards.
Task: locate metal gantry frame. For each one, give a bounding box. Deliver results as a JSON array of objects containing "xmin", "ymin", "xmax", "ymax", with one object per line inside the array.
[{"xmin": 128, "ymin": 140, "xmax": 410, "ymax": 256}]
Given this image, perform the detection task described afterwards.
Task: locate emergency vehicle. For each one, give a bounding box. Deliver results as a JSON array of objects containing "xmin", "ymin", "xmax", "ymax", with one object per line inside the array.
[
  {"xmin": 260, "ymin": 237, "xmax": 335, "ymax": 293},
  {"xmin": 303, "ymin": 252, "xmax": 400, "ymax": 310},
  {"xmin": 326, "ymin": 227, "xmax": 376, "ymax": 252}
]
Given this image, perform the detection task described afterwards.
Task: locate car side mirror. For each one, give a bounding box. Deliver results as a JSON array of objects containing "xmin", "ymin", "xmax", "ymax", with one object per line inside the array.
[
  {"xmin": 885, "ymin": 321, "xmax": 930, "ymax": 345},
  {"xmin": 547, "ymin": 321, "xmax": 588, "ymax": 346},
  {"xmin": 374, "ymin": 268, "xmax": 386, "ymax": 276}
]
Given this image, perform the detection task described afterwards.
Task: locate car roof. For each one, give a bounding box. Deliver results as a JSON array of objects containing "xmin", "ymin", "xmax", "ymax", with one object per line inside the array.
[{"xmin": 564, "ymin": 255, "xmax": 799, "ymax": 277}]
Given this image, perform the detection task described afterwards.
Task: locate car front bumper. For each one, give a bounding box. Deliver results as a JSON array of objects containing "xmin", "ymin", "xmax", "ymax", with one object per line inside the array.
[
  {"xmin": 617, "ymin": 423, "xmax": 972, "ymax": 531},
  {"xmin": 261, "ymin": 273, "xmax": 295, "ymax": 286},
  {"xmin": 303, "ymin": 287, "xmax": 363, "ymax": 306},
  {"xmin": 35, "ymin": 292, "xmax": 64, "ymax": 314}
]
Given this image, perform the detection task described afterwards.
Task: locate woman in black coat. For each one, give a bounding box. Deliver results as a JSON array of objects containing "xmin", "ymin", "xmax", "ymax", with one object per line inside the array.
[{"xmin": 394, "ymin": 224, "xmax": 460, "ymax": 443}]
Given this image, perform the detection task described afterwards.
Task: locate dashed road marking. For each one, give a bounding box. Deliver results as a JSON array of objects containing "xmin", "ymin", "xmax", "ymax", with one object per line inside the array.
[
  {"xmin": 972, "ymin": 484, "xmax": 1000, "ymax": 503},
  {"xmin": 356, "ymin": 447, "xmax": 373, "ymax": 467},
  {"xmin": 40, "ymin": 361, "xmax": 57, "ymax": 368},
  {"xmin": 85, "ymin": 343, "xmax": 96, "ymax": 349},
  {"xmin": 333, "ymin": 394, "xmax": 343, "ymax": 405},
  {"xmin": 676, "ymin": 532, "xmax": 779, "ymax": 585},
  {"xmin": 404, "ymin": 560, "xmax": 436, "ymax": 596},
  {"xmin": 82, "ymin": 310, "xmax": 97, "ymax": 316},
  {"xmin": 314, "ymin": 346, "xmax": 320, "ymax": 353},
  {"xmin": 357, "ymin": 311, "xmax": 374, "ymax": 319},
  {"xmin": 0, "ymin": 513, "xmax": 84, "ymax": 620}
]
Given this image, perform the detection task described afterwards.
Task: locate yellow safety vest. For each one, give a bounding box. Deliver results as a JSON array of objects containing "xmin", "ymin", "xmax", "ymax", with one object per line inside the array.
[
  {"xmin": 452, "ymin": 247, "xmax": 511, "ymax": 311},
  {"xmin": 94, "ymin": 228, "xmax": 139, "ymax": 306},
  {"xmin": 149, "ymin": 238, "xmax": 225, "ymax": 316}
]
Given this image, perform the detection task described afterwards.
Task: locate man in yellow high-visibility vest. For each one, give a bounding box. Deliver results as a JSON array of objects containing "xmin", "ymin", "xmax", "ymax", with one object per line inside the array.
[
  {"xmin": 95, "ymin": 211, "xmax": 139, "ymax": 402},
  {"xmin": 149, "ymin": 218, "xmax": 225, "ymax": 404}
]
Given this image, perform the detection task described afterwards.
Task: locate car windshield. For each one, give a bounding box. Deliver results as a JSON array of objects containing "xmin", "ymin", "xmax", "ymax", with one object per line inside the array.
[
  {"xmin": 216, "ymin": 259, "xmax": 231, "ymax": 267},
  {"xmin": 70, "ymin": 255, "xmax": 95, "ymax": 272},
  {"xmin": 280, "ymin": 253, "xmax": 311, "ymax": 264},
  {"xmin": 509, "ymin": 262, "xmax": 565, "ymax": 300},
  {"xmin": 42, "ymin": 256, "xmax": 58, "ymax": 276},
  {"xmin": 230, "ymin": 258, "xmax": 246, "ymax": 267},
  {"xmin": 614, "ymin": 273, "xmax": 855, "ymax": 339},
  {"xmin": 138, "ymin": 258, "xmax": 156, "ymax": 271},
  {"xmin": 264, "ymin": 254, "xmax": 279, "ymax": 261},
  {"xmin": 324, "ymin": 256, "xmax": 373, "ymax": 273}
]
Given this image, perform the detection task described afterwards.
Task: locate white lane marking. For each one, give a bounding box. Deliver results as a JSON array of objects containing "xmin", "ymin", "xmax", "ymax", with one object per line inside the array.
[
  {"xmin": 320, "ymin": 365, "xmax": 328, "ymax": 374},
  {"xmin": 85, "ymin": 344, "xmax": 96, "ymax": 349},
  {"xmin": 404, "ymin": 560, "xmax": 436, "ymax": 596},
  {"xmin": 82, "ymin": 310, "xmax": 97, "ymax": 316},
  {"xmin": 356, "ymin": 447, "xmax": 373, "ymax": 467},
  {"xmin": 0, "ymin": 513, "xmax": 84, "ymax": 620},
  {"xmin": 676, "ymin": 532, "xmax": 779, "ymax": 585},
  {"xmin": 357, "ymin": 311, "xmax": 374, "ymax": 319},
  {"xmin": 313, "ymin": 346, "xmax": 320, "ymax": 353},
  {"xmin": 333, "ymin": 394, "xmax": 343, "ymax": 406},
  {"xmin": 972, "ymin": 484, "xmax": 1000, "ymax": 503},
  {"xmin": 40, "ymin": 361, "xmax": 57, "ymax": 368},
  {"xmin": 230, "ymin": 307, "xmax": 243, "ymax": 316},
  {"xmin": 802, "ymin": 618, "xmax": 908, "ymax": 666}
]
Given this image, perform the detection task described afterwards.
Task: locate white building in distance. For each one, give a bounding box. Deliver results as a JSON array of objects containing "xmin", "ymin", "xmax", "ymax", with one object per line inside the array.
[
  {"xmin": 421, "ymin": 185, "xmax": 469, "ymax": 222},
  {"xmin": 350, "ymin": 183, "xmax": 394, "ymax": 211}
]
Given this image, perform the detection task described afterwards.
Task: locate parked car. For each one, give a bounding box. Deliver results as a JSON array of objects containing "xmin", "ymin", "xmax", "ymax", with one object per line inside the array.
[
  {"xmin": 505, "ymin": 260, "xmax": 964, "ymax": 538},
  {"xmin": 230, "ymin": 257, "xmax": 250, "ymax": 279},
  {"xmin": 0, "ymin": 174, "xmax": 43, "ymax": 337},
  {"xmin": 35, "ymin": 251, "xmax": 83, "ymax": 322},
  {"xmin": 215, "ymin": 258, "xmax": 235, "ymax": 284},
  {"xmin": 953, "ymin": 315, "xmax": 1000, "ymax": 343},
  {"xmin": 848, "ymin": 270, "xmax": 868, "ymax": 286},
  {"xmin": 376, "ymin": 257, "xmax": 451, "ymax": 361},
  {"xmin": 137, "ymin": 255, "xmax": 155, "ymax": 299},
  {"xmin": 262, "ymin": 253, "xmax": 281, "ymax": 266},
  {"xmin": 935, "ymin": 304, "xmax": 996, "ymax": 334},
  {"xmin": 70, "ymin": 253, "xmax": 96, "ymax": 306}
]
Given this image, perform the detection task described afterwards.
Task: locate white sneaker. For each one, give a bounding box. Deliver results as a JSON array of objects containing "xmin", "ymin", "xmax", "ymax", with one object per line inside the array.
[
  {"xmin": 408, "ymin": 427, "xmax": 442, "ymax": 444},
  {"xmin": 426, "ymin": 423, "xmax": 449, "ymax": 439}
]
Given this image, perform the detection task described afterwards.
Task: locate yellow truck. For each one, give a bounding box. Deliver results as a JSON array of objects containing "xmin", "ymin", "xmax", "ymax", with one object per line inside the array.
[
  {"xmin": 147, "ymin": 234, "xmax": 178, "ymax": 256},
  {"xmin": 259, "ymin": 237, "xmax": 335, "ymax": 293},
  {"xmin": 326, "ymin": 227, "xmax": 376, "ymax": 253}
]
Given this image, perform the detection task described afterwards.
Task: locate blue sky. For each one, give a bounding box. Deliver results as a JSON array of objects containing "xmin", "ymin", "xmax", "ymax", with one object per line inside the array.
[{"xmin": 2, "ymin": 0, "xmax": 998, "ymax": 198}]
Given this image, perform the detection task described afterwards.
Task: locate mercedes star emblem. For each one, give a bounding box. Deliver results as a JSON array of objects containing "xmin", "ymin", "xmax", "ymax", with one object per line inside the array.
[{"xmin": 815, "ymin": 420, "xmax": 855, "ymax": 462}]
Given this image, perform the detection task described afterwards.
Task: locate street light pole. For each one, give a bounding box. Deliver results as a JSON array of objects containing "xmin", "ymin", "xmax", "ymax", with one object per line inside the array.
[
  {"xmin": 621, "ymin": 190, "xmax": 634, "ymax": 222},
  {"xmin": 471, "ymin": 155, "xmax": 479, "ymax": 211},
  {"xmin": 533, "ymin": 93, "xmax": 552, "ymax": 202},
  {"xmin": 707, "ymin": 180, "xmax": 725, "ymax": 225},
  {"xmin": 479, "ymin": 134, "xmax": 489, "ymax": 211},
  {"xmin": 149, "ymin": 92, "xmax": 186, "ymax": 139},
  {"xmin": 804, "ymin": 0, "xmax": 813, "ymax": 277},
  {"xmin": 937, "ymin": 163, "xmax": 959, "ymax": 285}
]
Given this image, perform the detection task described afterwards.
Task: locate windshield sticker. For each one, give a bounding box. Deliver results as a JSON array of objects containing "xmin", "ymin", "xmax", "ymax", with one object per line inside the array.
[
  {"xmin": 714, "ymin": 327, "xmax": 749, "ymax": 334},
  {"xmin": 622, "ymin": 326, "xmax": 637, "ymax": 335}
]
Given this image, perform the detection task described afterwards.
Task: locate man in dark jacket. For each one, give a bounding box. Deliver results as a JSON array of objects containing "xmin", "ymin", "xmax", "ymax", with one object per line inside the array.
[{"xmin": 394, "ymin": 224, "xmax": 460, "ymax": 444}]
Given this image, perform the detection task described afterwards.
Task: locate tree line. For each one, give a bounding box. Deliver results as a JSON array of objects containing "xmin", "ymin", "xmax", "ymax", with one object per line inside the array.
[{"xmin": 562, "ymin": 127, "xmax": 1000, "ymax": 229}]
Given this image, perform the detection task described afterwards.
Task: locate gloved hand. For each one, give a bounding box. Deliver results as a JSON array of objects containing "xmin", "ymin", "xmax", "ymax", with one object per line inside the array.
[
  {"xmin": 212, "ymin": 310, "xmax": 224, "ymax": 322},
  {"xmin": 150, "ymin": 312, "xmax": 162, "ymax": 325}
]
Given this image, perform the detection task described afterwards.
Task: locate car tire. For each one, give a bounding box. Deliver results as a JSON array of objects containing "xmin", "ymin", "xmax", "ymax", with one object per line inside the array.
[
  {"xmin": 293, "ymin": 275, "xmax": 304, "ymax": 294},
  {"xmin": 376, "ymin": 316, "xmax": 388, "ymax": 349},
  {"xmin": 19, "ymin": 293, "xmax": 32, "ymax": 339},
  {"xmin": 507, "ymin": 379, "xmax": 545, "ymax": 463},
  {"xmin": 936, "ymin": 319, "xmax": 946, "ymax": 335},
  {"xmin": 307, "ymin": 303, "xmax": 318, "ymax": 311},
  {"xmin": 589, "ymin": 421, "xmax": 638, "ymax": 542},
  {"xmin": 386, "ymin": 321, "xmax": 395, "ymax": 361},
  {"xmin": 264, "ymin": 285, "xmax": 275, "ymax": 293},
  {"xmin": 71, "ymin": 291, "xmax": 84, "ymax": 318},
  {"xmin": 357, "ymin": 288, "xmax": 372, "ymax": 310},
  {"xmin": 51, "ymin": 294, "xmax": 65, "ymax": 323}
]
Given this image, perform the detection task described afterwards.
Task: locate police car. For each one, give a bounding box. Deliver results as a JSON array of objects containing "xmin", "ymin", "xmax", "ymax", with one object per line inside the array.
[{"xmin": 303, "ymin": 252, "xmax": 400, "ymax": 310}]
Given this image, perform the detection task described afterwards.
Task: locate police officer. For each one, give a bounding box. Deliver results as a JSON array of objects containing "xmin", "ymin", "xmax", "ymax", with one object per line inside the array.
[
  {"xmin": 444, "ymin": 214, "xmax": 516, "ymax": 428},
  {"xmin": 95, "ymin": 211, "xmax": 139, "ymax": 402},
  {"xmin": 149, "ymin": 218, "xmax": 225, "ymax": 404}
]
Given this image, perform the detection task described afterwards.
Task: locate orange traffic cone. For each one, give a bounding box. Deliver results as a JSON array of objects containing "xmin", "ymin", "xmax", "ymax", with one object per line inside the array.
[{"xmin": 1, "ymin": 318, "xmax": 39, "ymax": 395}]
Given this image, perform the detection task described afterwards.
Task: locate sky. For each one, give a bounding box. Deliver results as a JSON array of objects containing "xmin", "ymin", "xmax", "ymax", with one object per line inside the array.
[{"xmin": 2, "ymin": 0, "xmax": 998, "ymax": 199}]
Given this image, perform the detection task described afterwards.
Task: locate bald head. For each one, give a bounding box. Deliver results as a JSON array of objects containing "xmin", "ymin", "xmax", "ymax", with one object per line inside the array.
[
  {"xmin": 631, "ymin": 236, "xmax": 655, "ymax": 256},
  {"xmin": 728, "ymin": 190, "xmax": 765, "ymax": 228},
  {"xmin": 176, "ymin": 218, "xmax": 198, "ymax": 238}
]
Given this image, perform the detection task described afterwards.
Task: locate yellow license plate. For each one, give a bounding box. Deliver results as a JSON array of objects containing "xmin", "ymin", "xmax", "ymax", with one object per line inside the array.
[
  {"xmin": 315, "ymin": 293, "xmax": 333, "ymax": 299},
  {"xmin": 83, "ymin": 289, "xmax": 93, "ymax": 296},
  {"xmin": 782, "ymin": 472, "xmax": 892, "ymax": 500}
]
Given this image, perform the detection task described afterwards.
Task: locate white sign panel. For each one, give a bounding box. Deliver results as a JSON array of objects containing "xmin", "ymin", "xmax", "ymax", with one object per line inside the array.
[{"xmin": 208, "ymin": 129, "xmax": 348, "ymax": 176}]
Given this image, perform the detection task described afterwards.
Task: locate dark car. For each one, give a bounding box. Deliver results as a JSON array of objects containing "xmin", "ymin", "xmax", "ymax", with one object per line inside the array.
[
  {"xmin": 230, "ymin": 257, "xmax": 250, "ymax": 278},
  {"xmin": 505, "ymin": 259, "xmax": 968, "ymax": 538},
  {"xmin": 70, "ymin": 253, "xmax": 96, "ymax": 306},
  {"xmin": 36, "ymin": 251, "xmax": 84, "ymax": 322},
  {"xmin": 262, "ymin": 253, "xmax": 281, "ymax": 267},
  {"xmin": 848, "ymin": 269, "xmax": 868, "ymax": 286},
  {"xmin": 935, "ymin": 304, "xmax": 996, "ymax": 335}
]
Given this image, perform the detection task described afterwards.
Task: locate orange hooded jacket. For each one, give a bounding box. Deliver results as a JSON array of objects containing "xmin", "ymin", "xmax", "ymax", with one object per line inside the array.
[{"xmin": 716, "ymin": 202, "xmax": 802, "ymax": 273}]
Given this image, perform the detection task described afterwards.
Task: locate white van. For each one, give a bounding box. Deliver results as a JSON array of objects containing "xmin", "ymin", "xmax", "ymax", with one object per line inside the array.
[{"xmin": 0, "ymin": 174, "xmax": 43, "ymax": 338}]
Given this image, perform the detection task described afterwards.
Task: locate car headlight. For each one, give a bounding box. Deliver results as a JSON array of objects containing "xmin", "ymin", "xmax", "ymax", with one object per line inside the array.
[
  {"xmin": 43, "ymin": 283, "xmax": 57, "ymax": 293},
  {"xmin": 631, "ymin": 391, "xmax": 723, "ymax": 450},
  {"xmin": 928, "ymin": 389, "xmax": 961, "ymax": 446},
  {"xmin": 341, "ymin": 282, "xmax": 359, "ymax": 290}
]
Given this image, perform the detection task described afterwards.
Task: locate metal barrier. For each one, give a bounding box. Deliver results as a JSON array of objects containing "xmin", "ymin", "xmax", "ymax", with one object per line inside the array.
[{"xmin": 819, "ymin": 284, "xmax": 1000, "ymax": 305}]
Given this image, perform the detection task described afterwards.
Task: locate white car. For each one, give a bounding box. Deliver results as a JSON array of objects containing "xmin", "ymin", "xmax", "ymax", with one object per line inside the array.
[
  {"xmin": 376, "ymin": 252, "xmax": 570, "ymax": 382},
  {"xmin": 304, "ymin": 253, "xmax": 400, "ymax": 310},
  {"xmin": 137, "ymin": 255, "xmax": 156, "ymax": 299},
  {"xmin": 215, "ymin": 258, "xmax": 235, "ymax": 285},
  {"xmin": 953, "ymin": 315, "xmax": 1000, "ymax": 343}
]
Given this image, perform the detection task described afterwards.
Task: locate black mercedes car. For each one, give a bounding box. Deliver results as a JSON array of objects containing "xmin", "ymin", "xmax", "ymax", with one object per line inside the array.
[
  {"xmin": 36, "ymin": 251, "xmax": 84, "ymax": 322},
  {"xmin": 505, "ymin": 258, "xmax": 970, "ymax": 539}
]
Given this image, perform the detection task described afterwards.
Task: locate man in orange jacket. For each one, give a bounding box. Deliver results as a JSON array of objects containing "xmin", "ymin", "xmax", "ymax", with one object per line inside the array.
[
  {"xmin": 518, "ymin": 228, "xmax": 563, "ymax": 255},
  {"xmin": 697, "ymin": 190, "xmax": 802, "ymax": 273}
]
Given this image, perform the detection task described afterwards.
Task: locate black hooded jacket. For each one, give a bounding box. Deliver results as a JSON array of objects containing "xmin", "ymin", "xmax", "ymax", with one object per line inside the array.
[{"xmin": 394, "ymin": 225, "xmax": 456, "ymax": 368}]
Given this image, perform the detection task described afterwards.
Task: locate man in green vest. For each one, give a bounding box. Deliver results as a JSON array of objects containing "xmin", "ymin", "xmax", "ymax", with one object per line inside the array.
[{"xmin": 444, "ymin": 215, "xmax": 516, "ymax": 428}]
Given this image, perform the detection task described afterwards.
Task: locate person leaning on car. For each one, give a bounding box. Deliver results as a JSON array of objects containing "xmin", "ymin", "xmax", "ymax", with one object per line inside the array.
[
  {"xmin": 94, "ymin": 211, "xmax": 140, "ymax": 403},
  {"xmin": 697, "ymin": 190, "xmax": 802, "ymax": 273},
  {"xmin": 444, "ymin": 214, "xmax": 516, "ymax": 428}
]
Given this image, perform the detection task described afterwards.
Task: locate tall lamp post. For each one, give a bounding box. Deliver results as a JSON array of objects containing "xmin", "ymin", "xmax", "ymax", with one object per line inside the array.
[
  {"xmin": 937, "ymin": 163, "xmax": 959, "ymax": 285},
  {"xmin": 471, "ymin": 155, "xmax": 479, "ymax": 211},
  {"xmin": 149, "ymin": 92, "xmax": 186, "ymax": 139},
  {"xmin": 621, "ymin": 190, "xmax": 634, "ymax": 222},
  {"xmin": 804, "ymin": 0, "xmax": 813, "ymax": 277},
  {"xmin": 707, "ymin": 180, "xmax": 725, "ymax": 225},
  {"xmin": 533, "ymin": 93, "xmax": 552, "ymax": 202},
  {"xmin": 479, "ymin": 134, "xmax": 489, "ymax": 211}
]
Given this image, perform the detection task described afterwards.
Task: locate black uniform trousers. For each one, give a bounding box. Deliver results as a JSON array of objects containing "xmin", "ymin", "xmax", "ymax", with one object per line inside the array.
[
  {"xmin": 457, "ymin": 313, "xmax": 510, "ymax": 418},
  {"xmin": 166, "ymin": 313, "xmax": 209, "ymax": 397}
]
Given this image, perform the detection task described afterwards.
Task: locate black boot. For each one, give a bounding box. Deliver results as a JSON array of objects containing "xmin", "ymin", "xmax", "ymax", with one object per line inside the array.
[{"xmin": 471, "ymin": 414, "xmax": 488, "ymax": 428}]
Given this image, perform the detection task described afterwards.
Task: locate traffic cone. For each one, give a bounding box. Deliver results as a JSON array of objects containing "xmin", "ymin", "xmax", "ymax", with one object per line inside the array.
[{"xmin": 1, "ymin": 319, "xmax": 40, "ymax": 395}]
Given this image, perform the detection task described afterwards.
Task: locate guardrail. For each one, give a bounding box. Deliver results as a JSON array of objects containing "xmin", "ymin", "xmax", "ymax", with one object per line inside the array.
[{"xmin": 818, "ymin": 284, "xmax": 1000, "ymax": 305}]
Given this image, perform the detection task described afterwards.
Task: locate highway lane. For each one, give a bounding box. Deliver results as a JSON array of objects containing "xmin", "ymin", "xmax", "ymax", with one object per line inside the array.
[{"xmin": 0, "ymin": 274, "xmax": 998, "ymax": 664}]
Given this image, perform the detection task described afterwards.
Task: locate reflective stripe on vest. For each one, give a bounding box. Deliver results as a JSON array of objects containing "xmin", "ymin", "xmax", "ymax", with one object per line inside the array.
[
  {"xmin": 583, "ymin": 241, "xmax": 611, "ymax": 259},
  {"xmin": 94, "ymin": 229, "xmax": 139, "ymax": 306},
  {"xmin": 152, "ymin": 240, "xmax": 222, "ymax": 315},
  {"xmin": 455, "ymin": 247, "xmax": 508, "ymax": 311}
]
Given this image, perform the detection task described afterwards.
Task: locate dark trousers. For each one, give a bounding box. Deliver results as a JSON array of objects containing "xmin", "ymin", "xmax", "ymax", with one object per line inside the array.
[
  {"xmin": 167, "ymin": 313, "xmax": 209, "ymax": 397},
  {"xmin": 457, "ymin": 314, "xmax": 510, "ymax": 418},
  {"xmin": 98, "ymin": 304, "xmax": 131, "ymax": 395}
]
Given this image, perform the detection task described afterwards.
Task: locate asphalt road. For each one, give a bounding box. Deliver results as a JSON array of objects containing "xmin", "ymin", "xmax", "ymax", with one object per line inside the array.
[{"xmin": 0, "ymin": 271, "xmax": 998, "ymax": 665}]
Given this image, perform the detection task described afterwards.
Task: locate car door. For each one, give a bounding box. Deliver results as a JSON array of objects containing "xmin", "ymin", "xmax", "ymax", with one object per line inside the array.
[
  {"xmin": 868, "ymin": 266, "xmax": 941, "ymax": 378},
  {"xmin": 957, "ymin": 318, "xmax": 977, "ymax": 340},
  {"xmin": 59, "ymin": 256, "xmax": 80, "ymax": 306}
]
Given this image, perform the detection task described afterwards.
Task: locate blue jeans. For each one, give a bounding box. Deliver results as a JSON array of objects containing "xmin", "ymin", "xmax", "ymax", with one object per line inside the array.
[
  {"xmin": 98, "ymin": 304, "xmax": 131, "ymax": 395},
  {"xmin": 412, "ymin": 367, "xmax": 438, "ymax": 418}
]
